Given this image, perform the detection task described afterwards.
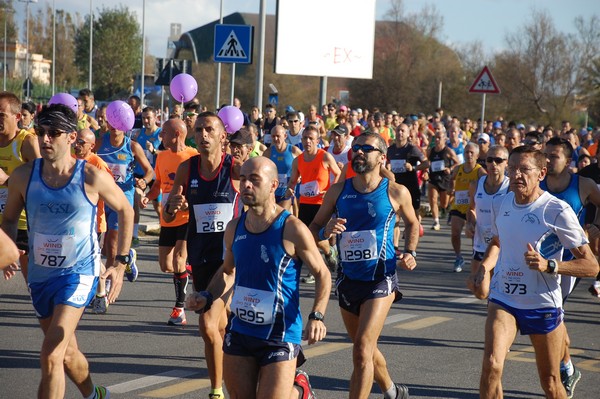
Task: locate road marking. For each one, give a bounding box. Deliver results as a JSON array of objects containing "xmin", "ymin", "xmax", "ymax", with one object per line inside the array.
[
  {"xmin": 394, "ymin": 316, "xmax": 452, "ymax": 330},
  {"xmin": 384, "ymin": 313, "xmax": 418, "ymax": 325},
  {"xmin": 304, "ymin": 342, "xmax": 353, "ymax": 357},
  {"xmin": 141, "ymin": 378, "xmax": 211, "ymax": 398},
  {"xmin": 107, "ymin": 369, "xmax": 198, "ymax": 393},
  {"xmin": 450, "ymin": 296, "xmax": 482, "ymax": 304}
]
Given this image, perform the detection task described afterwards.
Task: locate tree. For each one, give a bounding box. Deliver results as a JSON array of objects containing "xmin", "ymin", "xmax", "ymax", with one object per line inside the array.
[{"xmin": 75, "ymin": 6, "xmax": 142, "ymax": 100}]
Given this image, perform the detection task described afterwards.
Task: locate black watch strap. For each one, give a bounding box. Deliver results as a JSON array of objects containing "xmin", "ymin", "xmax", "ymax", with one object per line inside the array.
[
  {"xmin": 115, "ymin": 254, "xmax": 131, "ymax": 265},
  {"xmin": 308, "ymin": 311, "xmax": 324, "ymax": 321}
]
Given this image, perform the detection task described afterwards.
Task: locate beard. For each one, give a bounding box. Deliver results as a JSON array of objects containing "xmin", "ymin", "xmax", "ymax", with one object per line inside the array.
[{"xmin": 352, "ymin": 156, "xmax": 376, "ymax": 174}]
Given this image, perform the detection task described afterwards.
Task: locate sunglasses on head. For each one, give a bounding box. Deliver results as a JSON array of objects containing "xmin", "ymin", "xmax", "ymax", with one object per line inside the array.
[
  {"xmin": 35, "ymin": 127, "xmax": 67, "ymax": 138},
  {"xmin": 486, "ymin": 157, "xmax": 506, "ymax": 164},
  {"xmin": 352, "ymin": 144, "xmax": 382, "ymax": 154}
]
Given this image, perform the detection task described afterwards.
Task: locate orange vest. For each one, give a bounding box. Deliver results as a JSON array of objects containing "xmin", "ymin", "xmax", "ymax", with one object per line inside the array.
[{"xmin": 297, "ymin": 149, "xmax": 330, "ymax": 205}]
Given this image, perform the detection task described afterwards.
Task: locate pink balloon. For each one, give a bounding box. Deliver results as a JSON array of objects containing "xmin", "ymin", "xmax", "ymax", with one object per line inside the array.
[
  {"xmin": 218, "ymin": 106, "xmax": 244, "ymax": 134},
  {"xmin": 170, "ymin": 73, "xmax": 198, "ymax": 103},
  {"xmin": 106, "ymin": 100, "xmax": 135, "ymax": 132},
  {"xmin": 48, "ymin": 93, "xmax": 78, "ymax": 113}
]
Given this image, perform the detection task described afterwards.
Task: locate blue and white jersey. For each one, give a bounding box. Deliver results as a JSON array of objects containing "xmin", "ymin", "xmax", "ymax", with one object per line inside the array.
[
  {"xmin": 269, "ymin": 145, "xmax": 295, "ymax": 198},
  {"xmin": 229, "ymin": 210, "xmax": 303, "ymax": 343},
  {"xmin": 335, "ymin": 178, "xmax": 396, "ymax": 281},
  {"xmin": 448, "ymin": 140, "xmax": 465, "ymax": 164},
  {"xmin": 489, "ymin": 191, "xmax": 587, "ymax": 309},
  {"xmin": 473, "ymin": 175, "xmax": 510, "ymax": 253},
  {"xmin": 96, "ymin": 133, "xmax": 135, "ymax": 197},
  {"xmin": 26, "ymin": 159, "xmax": 100, "ymax": 284},
  {"xmin": 134, "ymin": 127, "xmax": 162, "ymax": 174}
]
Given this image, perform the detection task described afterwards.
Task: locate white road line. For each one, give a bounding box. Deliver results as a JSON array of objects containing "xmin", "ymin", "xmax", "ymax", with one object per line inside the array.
[
  {"xmin": 107, "ymin": 369, "xmax": 199, "ymax": 393},
  {"xmin": 449, "ymin": 296, "xmax": 482, "ymax": 304},
  {"xmin": 384, "ymin": 313, "xmax": 418, "ymax": 325}
]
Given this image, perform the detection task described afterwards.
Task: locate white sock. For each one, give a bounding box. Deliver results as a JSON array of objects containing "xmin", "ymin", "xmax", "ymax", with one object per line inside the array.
[
  {"xmin": 383, "ymin": 383, "xmax": 397, "ymax": 399},
  {"xmin": 561, "ymin": 359, "xmax": 574, "ymax": 376}
]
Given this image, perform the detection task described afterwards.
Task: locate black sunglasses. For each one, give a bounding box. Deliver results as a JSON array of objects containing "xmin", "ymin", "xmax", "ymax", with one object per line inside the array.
[
  {"xmin": 352, "ymin": 144, "xmax": 382, "ymax": 154},
  {"xmin": 35, "ymin": 127, "xmax": 67, "ymax": 138},
  {"xmin": 486, "ymin": 157, "xmax": 506, "ymax": 164}
]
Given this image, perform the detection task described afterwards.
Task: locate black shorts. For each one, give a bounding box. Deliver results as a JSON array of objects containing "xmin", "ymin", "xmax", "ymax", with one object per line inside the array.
[
  {"xmin": 449, "ymin": 210, "xmax": 466, "ymax": 220},
  {"xmin": 223, "ymin": 330, "xmax": 306, "ymax": 367},
  {"xmin": 158, "ymin": 224, "xmax": 188, "ymax": 247},
  {"xmin": 407, "ymin": 186, "xmax": 421, "ymax": 211},
  {"xmin": 335, "ymin": 273, "xmax": 402, "ymax": 316},
  {"xmin": 16, "ymin": 229, "xmax": 28, "ymax": 253},
  {"xmin": 472, "ymin": 250, "xmax": 485, "ymax": 261},
  {"xmin": 298, "ymin": 203, "xmax": 321, "ymax": 227},
  {"xmin": 191, "ymin": 260, "xmax": 222, "ymax": 292}
]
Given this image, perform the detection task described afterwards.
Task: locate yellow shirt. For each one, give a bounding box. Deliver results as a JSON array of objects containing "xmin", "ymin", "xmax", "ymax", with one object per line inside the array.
[
  {"xmin": 0, "ymin": 129, "xmax": 34, "ymax": 230},
  {"xmin": 451, "ymin": 163, "xmax": 482, "ymax": 214}
]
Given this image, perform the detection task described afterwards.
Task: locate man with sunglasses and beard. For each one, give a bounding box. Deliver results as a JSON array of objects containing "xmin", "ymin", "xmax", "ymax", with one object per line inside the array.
[
  {"xmin": 1, "ymin": 104, "xmax": 133, "ymax": 399},
  {"xmin": 309, "ymin": 132, "xmax": 420, "ymax": 399}
]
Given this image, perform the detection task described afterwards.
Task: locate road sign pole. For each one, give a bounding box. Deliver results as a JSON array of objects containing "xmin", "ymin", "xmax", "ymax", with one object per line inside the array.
[
  {"xmin": 480, "ymin": 93, "xmax": 486, "ymax": 135},
  {"xmin": 230, "ymin": 63, "xmax": 236, "ymax": 105}
]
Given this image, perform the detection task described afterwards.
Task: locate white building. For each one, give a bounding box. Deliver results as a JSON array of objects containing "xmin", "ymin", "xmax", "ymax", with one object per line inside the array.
[{"xmin": 0, "ymin": 41, "xmax": 52, "ymax": 85}]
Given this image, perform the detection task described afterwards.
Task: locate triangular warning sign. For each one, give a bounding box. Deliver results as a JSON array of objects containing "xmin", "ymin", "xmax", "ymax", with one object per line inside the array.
[
  {"xmin": 155, "ymin": 62, "xmax": 181, "ymax": 86},
  {"xmin": 217, "ymin": 31, "xmax": 247, "ymax": 59},
  {"xmin": 469, "ymin": 66, "xmax": 500, "ymax": 94}
]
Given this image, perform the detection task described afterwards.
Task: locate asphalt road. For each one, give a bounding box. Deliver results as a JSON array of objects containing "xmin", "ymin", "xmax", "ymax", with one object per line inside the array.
[{"xmin": 1, "ymin": 212, "xmax": 599, "ymax": 398}]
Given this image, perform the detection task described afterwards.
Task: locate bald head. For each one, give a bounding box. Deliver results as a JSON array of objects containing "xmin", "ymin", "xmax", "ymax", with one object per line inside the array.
[
  {"xmin": 74, "ymin": 128, "xmax": 96, "ymax": 158},
  {"xmin": 78, "ymin": 128, "xmax": 96, "ymax": 144},
  {"xmin": 241, "ymin": 156, "xmax": 278, "ymax": 181},
  {"xmin": 162, "ymin": 118, "xmax": 187, "ymax": 150},
  {"xmin": 163, "ymin": 118, "xmax": 186, "ymax": 136}
]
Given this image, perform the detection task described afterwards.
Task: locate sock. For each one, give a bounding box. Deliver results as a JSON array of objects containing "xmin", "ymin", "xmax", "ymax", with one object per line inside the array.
[
  {"xmin": 561, "ymin": 359, "xmax": 574, "ymax": 377},
  {"xmin": 434, "ymin": 218, "xmax": 439, "ymax": 224},
  {"xmin": 174, "ymin": 272, "xmax": 189, "ymax": 308},
  {"xmin": 133, "ymin": 224, "xmax": 139, "ymax": 238},
  {"xmin": 383, "ymin": 383, "xmax": 397, "ymax": 399},
  {"xmin": 209, "ymin": 387, "xmax": 224, "ymax": 398}
]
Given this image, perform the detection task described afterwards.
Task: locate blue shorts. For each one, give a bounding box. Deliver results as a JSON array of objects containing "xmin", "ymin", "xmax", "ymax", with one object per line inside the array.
[
  {"xmin": 105, "ymin": 190, "xmax": 134, "ymax": 230},
  {"xmin": 336, "ymin": 273, "xmax": 402, "ymax": 316},
  {"xmin": 29, "ymin": 274, "xmax": 98, "ymax": 319},
  {"xmin": 223, "ymin": 330, "xmax": 306, "ymax": 367},
  {"xmin": 490, "ymin": 298, "xmax": 563, "ymax": 335}
]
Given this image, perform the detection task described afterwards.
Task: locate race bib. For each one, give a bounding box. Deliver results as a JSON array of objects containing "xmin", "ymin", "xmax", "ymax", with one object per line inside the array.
[
  {"xmin": 106, "ymin": 162, "xmax": 128, "ymax": 183},
  {"xmin": 263, "ymin": 134, "xmax": 272, "ymax": 144},
  {"xmin": 390, "ymin": 159, "xmax": 407, "ymax": 173},
  {"xmin": 277, "ymin": 173, "xmax": 288, "ymax": 189},
  {"xmin": 33, "ymin": 232, "xmax": 76, "ymax": 268},
  {"xmin": 501, "ymin": 267, "xmax": 527, "ymax": 295},
  {"xmin": 483, "ymin": 227, "xmax": 494, "ymax": 244},
  {"xmin": 454, "ymin": 190, "xmax": 469, "ymax": 205},
  {"xmin": 231, "ymin": 286, "xmax": 275, "ymax": 325},
  {"xmin": 300, "ymin": 180, "xmax": 320, "ymax": 198},
  {"xmin": 431, "ymin": 160, "xmax": 445, "ymax": 172},
  {"xmin": 456, "ymin": 153, "xmax": 465, "ymax": 164},
  {"xmin": 340, "ymin": 230, "xmax": 378, "ymax": 262},
  {"xmin": 0, "ymin": 187, "xmax": 7, "ymax": 213},
  {"xmin": 193, "ymin": 203, "xmax": 233, "ymax": 233}
]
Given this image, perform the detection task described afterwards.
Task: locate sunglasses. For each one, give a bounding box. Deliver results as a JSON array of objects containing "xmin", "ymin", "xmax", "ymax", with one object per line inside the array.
[
  {"xmin": 35, "ymin": 128, "xmax": 67, "ymax": 138},
  {"xmin": 477, "ymin": 139, "xmax": 489, "ymax": 144},
  {"xmin": 352, "ymin": 144, "xmax": 382, "ymax": 154},
  {"xmin": 524, "ymin": 140, "xmax": 540, "ymax": 145},
  {"xmin": 75, "ymin": 139, "xmax": 91, "ymax": 146},
  {"xmin": 287, "ymin": 119, "xmax": 299, "ymax": 123},
  {"xmin": 184, "ymin": 112, "xmax": 198, "ymax": 117},
  {"xmin": 486, "ymin": 157, "xmax": 506, "ymax": 164}
]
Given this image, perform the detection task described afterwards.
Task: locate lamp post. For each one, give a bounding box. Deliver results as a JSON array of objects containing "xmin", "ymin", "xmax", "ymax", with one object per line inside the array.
[
  {"xmin": 19, "ymin": 0, "xmax": 36, "ymax": 100},
  {"xmin": 51, "ymin": 0, "xmax": 55, "ymax": 94},
  {"xmin": 88, "ymin": 0, "xmax": 92, "ymax": 90},
  {"xmin": 3, "ymin": 8, "xmax": 14, "ymax": 91},
  {"xmin": 140, "ymin": 0, "xmax": 145, "ymax": 105}
]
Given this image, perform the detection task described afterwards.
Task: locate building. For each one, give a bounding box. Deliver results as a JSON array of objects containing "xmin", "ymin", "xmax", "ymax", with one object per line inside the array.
[{"xmin": 0, "ymin": 41, "xmax": 52, "ymax": 85}]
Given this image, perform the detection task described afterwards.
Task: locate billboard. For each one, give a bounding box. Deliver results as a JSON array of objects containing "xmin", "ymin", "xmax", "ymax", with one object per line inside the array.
[{"xmin": 275, "ymin": 0, "xmax": 376, "ymax": 79}]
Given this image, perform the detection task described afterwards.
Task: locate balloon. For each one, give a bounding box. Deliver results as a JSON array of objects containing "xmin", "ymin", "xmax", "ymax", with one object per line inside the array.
[
  {"xmin": 106, "ymin": 100, "xmax": 135, "ymax": 132},
  {"xmin": 218, "ymin": 106, "xmax": 244, "ymax": 134},
  {"xmin": 169, "ymin": 73, "xmax": 198, "ymax": 103},
  {"xmin": 48, "ymin": 93, "xmax": 78, "ymax": 113}
]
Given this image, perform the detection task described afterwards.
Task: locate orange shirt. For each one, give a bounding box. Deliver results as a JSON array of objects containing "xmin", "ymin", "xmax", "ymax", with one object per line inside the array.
[
  {"xmin": 297, "ymin": 149, "xmax": 330, "ymax": 205},
  {"xmin": 73, "ymin": 153, "xmax": 111, "ymax": 233},
  {"xmin": 154, "ymin": 147, "xmax": 198, "ymax": 227}
]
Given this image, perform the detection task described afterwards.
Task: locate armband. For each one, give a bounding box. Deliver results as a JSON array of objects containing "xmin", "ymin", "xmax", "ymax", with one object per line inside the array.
[
  {"xmin": 199, "ymin": 291, "xmax": 214, "ymax": 312},
  {"xmin": 318, "ymin": 227, "xmax": 328, "ymax": 241}
]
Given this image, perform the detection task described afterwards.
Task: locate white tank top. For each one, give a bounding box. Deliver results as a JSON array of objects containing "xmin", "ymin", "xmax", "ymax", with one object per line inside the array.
[{"xmin": 473, "ymin": 175, "xmax": 510, "ymax": 252}]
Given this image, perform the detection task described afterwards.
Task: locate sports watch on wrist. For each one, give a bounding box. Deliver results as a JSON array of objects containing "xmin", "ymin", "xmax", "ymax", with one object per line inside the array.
[
  {"xmin": 405, "ymin": 250, "xmax": 417, "ymax": 258},
  {"xmin": 546, "ymin": 259, "xmax": 558, "ymax": 274},
  {"xmin": 308, "ymin": 311, "xmax": 324, "ymax": 321},
  {"xmin": 115, "ymin": 254, "xmax": 131, "ymax": 265}
]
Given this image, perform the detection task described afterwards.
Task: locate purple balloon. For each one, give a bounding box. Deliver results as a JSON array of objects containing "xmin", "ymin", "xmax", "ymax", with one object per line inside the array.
[
  {"xmin": 169, "ymin": 73, "xmax": 198, "ymax": 103},
  {"xmin": 106, "ymin": 100, "xmax": 135, "ymax": 132},
  {"xmin": 48, "ymin": 93, "xmax": 78, "ymax": 113},
  {"xmin": 218, "ymin": 106, "xmax": 244, "ymax": 134}
]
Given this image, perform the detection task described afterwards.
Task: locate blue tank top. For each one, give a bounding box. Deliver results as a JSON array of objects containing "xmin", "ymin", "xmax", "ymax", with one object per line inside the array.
[
  {"xmin": 540, "ymin": 174, "xmax": 585, "ymax": 260},
  {"xmin": 185, "ymin": 154, "xmax": 242, "ymax": 265},
  {"xmin": 269, "ymin": 145, "xmax": 295, "ymax": 197},
  {"xmin": 229, "ymin": 210, "xmax": 303, "ymax": 343},
  {"xmin": 26, "ymin": 159, "xmax": 100, "ymax": 283},
  {"xmin": 134, "ymin": 127, "xmax": 162, "ymax": 175},
  {"xmin": 335, "ymin": 178, "xmax": 396, "ymax": 281},
  {"xmin": 96, "ymin": 134, "xmax": 135, "ymax": 195}
]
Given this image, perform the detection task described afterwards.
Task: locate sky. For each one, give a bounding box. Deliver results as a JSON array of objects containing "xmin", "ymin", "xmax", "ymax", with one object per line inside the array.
[{"xmin": 13, "ymin": 0, "xmax": 600, "ymax": 59}]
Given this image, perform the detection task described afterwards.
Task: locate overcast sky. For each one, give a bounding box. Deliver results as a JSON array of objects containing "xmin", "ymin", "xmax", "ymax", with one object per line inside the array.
[{"xmin": 14, "ymin": 0, "xmax": 599, "ymax": 58}]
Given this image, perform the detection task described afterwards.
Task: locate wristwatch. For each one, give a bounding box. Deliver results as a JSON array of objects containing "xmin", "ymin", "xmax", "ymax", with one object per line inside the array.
[
  {"xmin": 546, "ymin": 259, "xmax": 558, "ymax": 274},
  {"xmin": 308, "ymin": 311, "xmax": 324, "ymax": 321},
  {"xmin": 115, "ymin": 254, "xmax": 131, "ymax": 265},
  {"xmin": 405, "ymin": 250, "xmax": 417, "ymax": 258}
]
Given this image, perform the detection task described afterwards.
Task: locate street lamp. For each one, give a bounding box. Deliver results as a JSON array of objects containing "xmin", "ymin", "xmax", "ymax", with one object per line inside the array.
[
  {"xmin": 3, "ymin": 8, "xmax": 15, "ymax": 92},
  {"xmin": 89, "ymin": 0, "xmax": 92, "ymax": 90},
  {"xmin": 19, "ymin": 0, "xmax": 37, "ymax": 100}
]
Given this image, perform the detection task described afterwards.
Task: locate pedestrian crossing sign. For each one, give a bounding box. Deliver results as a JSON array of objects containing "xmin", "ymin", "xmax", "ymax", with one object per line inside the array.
[{"xmin": 214, "ymin": 24, "xmax": 254, "ymax": 64}]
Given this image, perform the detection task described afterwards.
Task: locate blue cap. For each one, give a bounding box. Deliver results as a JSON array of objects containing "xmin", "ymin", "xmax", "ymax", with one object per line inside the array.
[
  {"xmin": 285, "ymin": 105, "xmax": 295, "ymax": 113},
  {"xmin": 493, "ymin": 121, "xmax": 502, "ymax": 129},
  {"xmin": 517, "ymin": 123, "xmax": 525, "ymax": 130}
]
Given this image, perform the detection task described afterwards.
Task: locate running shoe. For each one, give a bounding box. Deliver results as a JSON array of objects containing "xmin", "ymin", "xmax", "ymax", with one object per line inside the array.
[
  {"xmin": 94, "ymin": 386, "xmax": 110, "ymax": 399},
  {"xmin": 324, "ymin": 246, "xmax": 338, "ymax": 272},
  {"xmin": 168, "ymin": 307, "xmax": 187, "ymax": 326},
  {"xmin": 393, "ymin": 383, "xmax": 409, "ymax": 399},
  {"xmin": 431, "ymin": 222, "xmax": 441, "ymax": 231},
  {"xmin": 301, "ymin": 275, "xmax": 316, "ymax": 284},
  {"xmin": 125, "ymin": 248, "xmax": 138, "ymax": 282},
  {"xmin": 419, "ymin": 224, "xmax": 424, "ymax": 237},
  {"xmin": 453, "ymin": 257, "xmax": 464, "ymax": 273},
  {"xmin": 588, "ymin": 281, "xmax": 600, "ymax": 297},
  {"xmin": 561, "ymin": 367, "xmax": 581, "ymax": 399},
  {"xmin": 131, "ymin": 237, "xmax": 140, "ymax": 248},
  {"xmin": 294, "ymin": 369, "xmax": 317, "ymax": 399},
  {"xmin": 91, "ymin": 295, "xmax": 109, "ymax": 314},
  {"xmin": 208, "ymin": 394, "xmax": 222, "ymax": 399}
]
